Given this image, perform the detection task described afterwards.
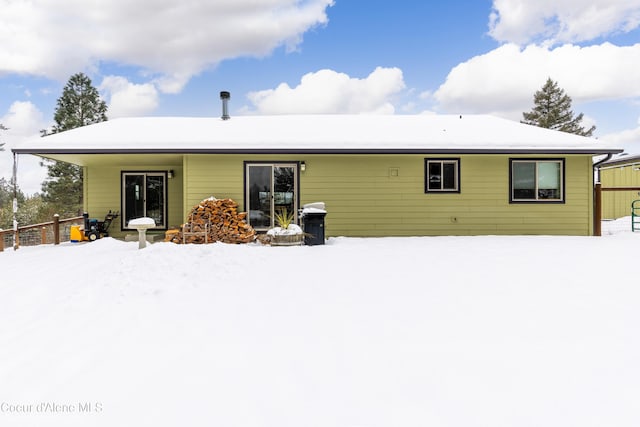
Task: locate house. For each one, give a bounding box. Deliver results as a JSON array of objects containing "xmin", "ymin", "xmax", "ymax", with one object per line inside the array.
[
  {"xmin": 13, "ymin": 112, "xmax": 622, "ymax": 238},
  {"xmin": 598, "ymin": 153, "xmax": 640, "ymax": 219}
]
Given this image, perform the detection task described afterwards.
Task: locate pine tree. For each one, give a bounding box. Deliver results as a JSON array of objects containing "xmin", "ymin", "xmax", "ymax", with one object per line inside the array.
[
  {"xmin": 48, "ymin": 73, "xmax": 108, "ymax": 133},
  {"xmin": 0, "ymin": 123, "xmax": 6, "ymax": 151},
  {"xmin": 0, "ymin": 177, "xmax": 25, "ymax": 229},
  {"xmin": 41, "ymin": 73, "xmax": 108, "ymax": 217},
  {"xmin": 522, "ymin": 78, "xmax": 595, "ymax": 137}
]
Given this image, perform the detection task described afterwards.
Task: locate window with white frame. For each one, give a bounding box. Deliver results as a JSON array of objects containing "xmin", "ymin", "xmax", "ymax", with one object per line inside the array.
[
  {"xmin": 425, "ymin": 158, "xmax": 460, "ymax": 193},
  {"xmin": 510, "ymin": 159, "xmax": 564, "ymax": 202}
]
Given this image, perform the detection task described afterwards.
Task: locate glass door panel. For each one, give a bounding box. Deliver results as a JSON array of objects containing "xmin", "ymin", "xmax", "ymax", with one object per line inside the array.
[
  {"xmin": 247, "ymin": 165, "xmax": 273, "ymax": 229},
  {"xmin": 274, "ymin": 166, "xmax": 295, "ymax": 217},
  {"xmin": 246, "ymin": 163, "xmax": 298, "ymax": 230},
  {"xmin": 145, "ymin": 175, "xmax": 165, "ymax": 227},
  {"xmin": 124, "ymin": 174, "xmax": 145, "ymax": 226}
]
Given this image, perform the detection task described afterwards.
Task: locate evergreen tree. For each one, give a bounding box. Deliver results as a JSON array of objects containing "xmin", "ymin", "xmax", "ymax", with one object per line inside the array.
[
  {"xmin": 0, "ymin": 123, "xmax": 6, "ymax": 151},
  {"xmin": 40, "ymin": 159, "xmax": 84, "ymax": 217},
  {"xmin": 41, "ymin": 73, "xmax": 108, "ymax": 217},
  {"xmin": 522, "ymin": 78, "xmax": 595, "ymax": 137},
  {"xmin": 0, "ymin": 177, "xmax": 26, "ymax": 230},
  {"xmin": 48, "ymin": 73, "xmax": 108, "ymax": 133}
]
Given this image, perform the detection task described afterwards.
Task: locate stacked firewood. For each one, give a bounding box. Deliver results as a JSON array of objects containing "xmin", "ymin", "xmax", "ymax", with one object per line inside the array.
[{"xmin": 165, "ymin": 197, "xmax": 256, "ymax": 244}]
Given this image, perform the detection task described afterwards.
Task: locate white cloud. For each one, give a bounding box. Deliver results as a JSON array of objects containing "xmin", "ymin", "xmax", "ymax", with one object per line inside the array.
[
  {"xmin": 433, "ymin": 42, "xmax": 640, "ymax": 120},
  {"xmin": 0, "ymin": 0, "xmax": 334, "ymax": 92},
  {"xmin": 601, "ymin": 127, "xmax": 640, "ymax": 146},
  {"xmin": 100, "ymin": 76, "xmax": 160, "ymax": 118},
  {"xmin": 1, "ymin": 101, "xmax": 45, "ymax": 135},
  {"xmin": 600, "ymin": 117, "xmax": 640, "ymax": 155},
  {"xmin": 489, "ymin": 0, "xmax": 640, "ymax": 45},
  {"xmin": 245, "ymin": 67, "xmax": 406, "ymax": 114},
  {"xmin": 0, "ymin": 102, "xmax": 48, "ymax": 194}
]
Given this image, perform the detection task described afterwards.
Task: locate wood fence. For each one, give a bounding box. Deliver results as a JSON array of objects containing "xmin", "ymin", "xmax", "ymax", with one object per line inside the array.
[
  {"xmin": 594, "ymin": 184, "xmax": 640, "ymax": 236},
  {"xmin": 0, "ymin": 215, "xmax": 84, "ymax": 252}
]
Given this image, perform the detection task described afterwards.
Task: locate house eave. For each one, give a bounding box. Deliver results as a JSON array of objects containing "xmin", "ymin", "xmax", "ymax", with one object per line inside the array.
[
  {"xmin": 599, "ymin": 154, "xmax": 640, "ymax": 167},
  {"xmin": 12, "ymin": 147, "xmax": 625, "ymax": 156}
]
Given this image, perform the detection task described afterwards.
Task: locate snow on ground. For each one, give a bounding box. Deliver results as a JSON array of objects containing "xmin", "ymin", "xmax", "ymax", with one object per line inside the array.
[{"xmin": 1, "ymin": 219, "xmax": 639, "ymax": 427}]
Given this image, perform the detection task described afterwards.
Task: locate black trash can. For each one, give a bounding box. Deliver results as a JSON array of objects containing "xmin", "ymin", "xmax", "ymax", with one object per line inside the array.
[{"xmin": 302, "ymin": 211, "xmax": 326, "ymax": 246}]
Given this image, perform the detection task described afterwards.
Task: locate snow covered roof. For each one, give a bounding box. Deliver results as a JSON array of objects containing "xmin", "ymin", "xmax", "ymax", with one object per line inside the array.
[
  {"xmin": 13, "ymin": 114, "xmax": 622, "ymax": 155},
  {"xmin": 601, "ymin": 152, "xmax": 640, "ymax": 167}
]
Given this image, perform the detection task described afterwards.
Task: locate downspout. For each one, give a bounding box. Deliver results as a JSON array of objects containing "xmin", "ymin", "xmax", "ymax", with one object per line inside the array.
[{"xmin": 593, "ymin": 153, "xmax": 613, "ymax": 183}]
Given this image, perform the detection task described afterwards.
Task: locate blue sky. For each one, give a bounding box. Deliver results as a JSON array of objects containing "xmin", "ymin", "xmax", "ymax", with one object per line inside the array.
[{"xmin": 2, "ymin": 0, "xmax": 640, "ymax": 192}]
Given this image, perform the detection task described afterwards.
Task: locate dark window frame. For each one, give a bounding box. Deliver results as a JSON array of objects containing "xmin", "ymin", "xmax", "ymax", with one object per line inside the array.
[
  {"xmin": 424, "ymin": 158, "xmax": 461, "ymax": 193},
  {"xmin": 243, "ymin": 161, "xmax": 302, "ymax": 230},
  {"xmin": 509, "ymin": 158, "xmax": 566, "ymax": 204},
  {"xmin": 120, "ymin": 171, "xmax": 169, "ymax": 230}
]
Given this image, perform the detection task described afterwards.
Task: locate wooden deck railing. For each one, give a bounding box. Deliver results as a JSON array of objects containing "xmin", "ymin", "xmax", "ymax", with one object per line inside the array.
[{"xmin": 0, "ymin": 215, "xmax": 84, "ymax": 252}]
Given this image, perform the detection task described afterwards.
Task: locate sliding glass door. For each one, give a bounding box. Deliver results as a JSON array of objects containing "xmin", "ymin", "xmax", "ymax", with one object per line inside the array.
[
  {"xmin": 122, "ymin": 172, "xmax": 167, "ymax": 229},
  {"xmin": 246, "ymin": 163, "xmax": 298, "ymax": 230}
]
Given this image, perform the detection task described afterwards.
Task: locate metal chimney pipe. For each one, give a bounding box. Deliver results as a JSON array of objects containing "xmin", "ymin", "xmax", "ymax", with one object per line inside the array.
[{"xmin": 220, "ymin": 91, "xmax": 230, "ymax": 120}]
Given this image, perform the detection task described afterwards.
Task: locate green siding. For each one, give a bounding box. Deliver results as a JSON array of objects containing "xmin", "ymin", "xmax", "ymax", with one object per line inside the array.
[
  {"xmin": 184, "ymin": 154, "xmax": 594, "ymax": 236},
  {"xmin": 600, "ymin": 163, "xmax": 640, "ymax": 219},
  {"xmin": 84, "ymin": 163, "xmax": 184, "ymax": 238},
  {"xmin": 82, "ymin": 153, "xmax": 594, "ymax": 237}
]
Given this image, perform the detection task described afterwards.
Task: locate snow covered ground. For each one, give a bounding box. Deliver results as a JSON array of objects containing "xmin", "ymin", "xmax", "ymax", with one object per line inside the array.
[{"xmin": 1, "ymin": 218, "xmax": 639, "ymax": 427}]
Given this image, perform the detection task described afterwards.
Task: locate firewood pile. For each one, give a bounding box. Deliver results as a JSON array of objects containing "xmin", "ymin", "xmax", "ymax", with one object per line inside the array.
[{"xmin": 165, "ymin": 197, "xmax": 256, "ymax": 244}]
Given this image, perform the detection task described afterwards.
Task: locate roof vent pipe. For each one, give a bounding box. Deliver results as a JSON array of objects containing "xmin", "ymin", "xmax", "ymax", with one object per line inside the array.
[{"xmin": 220, "ymin": 91, "xmax": 230, "ymax": 120}]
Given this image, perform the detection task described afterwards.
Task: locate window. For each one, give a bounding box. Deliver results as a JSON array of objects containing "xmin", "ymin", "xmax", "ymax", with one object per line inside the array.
[
  {"xmin": 122, "ymin": 172, "xmax": 167, "ymax": 229},
  {"xmin": 510, "ymin": 159, "xmax": 564, "ymax": 202},
  {"xmin": 425, "ymin": 158, "xmax": 460, "ymax": 193}
]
